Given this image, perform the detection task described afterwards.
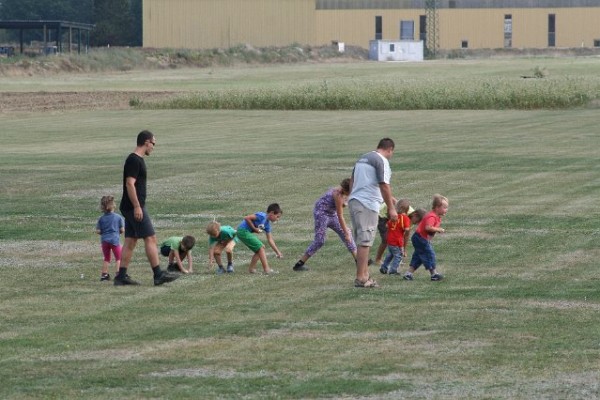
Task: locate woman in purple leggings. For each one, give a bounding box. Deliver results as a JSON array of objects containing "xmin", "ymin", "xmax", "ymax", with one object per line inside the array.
[{"xmin": 292, "ymin": 178, "xmax": 357, "ymax": 271}]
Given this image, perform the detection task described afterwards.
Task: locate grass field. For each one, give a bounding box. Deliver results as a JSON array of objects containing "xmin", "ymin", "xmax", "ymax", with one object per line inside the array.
[{"xmin": 1, "ymin": 58, "xmax": 599, "ymax": 399}]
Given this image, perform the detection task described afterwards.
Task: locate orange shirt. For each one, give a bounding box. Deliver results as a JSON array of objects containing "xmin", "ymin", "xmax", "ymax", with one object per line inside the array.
[{"xmin": 386, "ymin": 213, "xmax": 411, "ymax": 247}]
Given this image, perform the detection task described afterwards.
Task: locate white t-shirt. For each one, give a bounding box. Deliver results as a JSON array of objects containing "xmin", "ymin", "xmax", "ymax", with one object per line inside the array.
[{"xmin": 349, "ymin": 150, "xmax": 391, "ymax": 212}]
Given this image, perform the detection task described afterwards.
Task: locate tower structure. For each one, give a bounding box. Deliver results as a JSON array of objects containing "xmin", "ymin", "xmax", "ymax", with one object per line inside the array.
[{"xmin": 425, "ymin": 0, "xmax": 440, "ymax": 58}]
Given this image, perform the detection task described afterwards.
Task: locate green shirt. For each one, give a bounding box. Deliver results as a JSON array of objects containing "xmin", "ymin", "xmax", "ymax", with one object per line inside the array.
[
  {"xmin": 161, "ymin": 236, "xmax": 183, "ymax": 251},
  {"xmin": 208, "ymin": 225, "xmax": 237, "ymax": 246}
]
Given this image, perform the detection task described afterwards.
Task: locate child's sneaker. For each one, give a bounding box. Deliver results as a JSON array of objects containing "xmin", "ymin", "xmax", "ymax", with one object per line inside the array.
[
  {"xmin": 100, "ymin": 273, "xmax": 110, "ymax": 281},
  {"xmin": 388, "ymin": 270, "xmax": 399, "ymax": 275},
  {"xmin": 379, "ymin": 266, "xmax": 388, "ymax": 275},
  {"xmin": 216, "ymin": 266, "xmax": 226, "ymax": 275},
  {"xmin": 430, "ymin": 273, "xmax": 444, "ymax": 281},
  {"xmin": 226, "ymin": 264, "xmax": 234, "ymax": 273},
  {"xmin": 403, "ymin": 272, "xmax": 414, "ymax": 281},
  {"xmin": 167, "ymin": 263, "xmax": 179, "ymax": 272}
]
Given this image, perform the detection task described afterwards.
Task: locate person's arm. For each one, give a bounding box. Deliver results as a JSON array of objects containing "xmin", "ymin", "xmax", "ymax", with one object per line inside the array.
[
  {"xmin": 266, "ymin": 232, "xmax": 282, "ymax": 258},
  {"xmin": 379, "ymin": 183, "xmax": 397, "ymax": 221},
  {"xmin": 172, "ymin": 249, "xmax": 188, "ymax": 274},
  {"xmin": 125, "ymin": 176, "xmax": 143, "ymax": 221},
  {"xmin": 187, "ymin": 252, "xmax": 193, "ymax": 273},
  {"xmin": 243, "ymin": 214, "xmax": 261, "ymax": 233},
  {"xmin": 334, "ymin": 189, "xmax": 351, "ymax": 242},
  {"xmin": 208, "ymin": 245, "xmax": 215, "ymax": 266},
  {"xmin": 425, "ymin": 216, "xmax": 445, "ymax": 234}
]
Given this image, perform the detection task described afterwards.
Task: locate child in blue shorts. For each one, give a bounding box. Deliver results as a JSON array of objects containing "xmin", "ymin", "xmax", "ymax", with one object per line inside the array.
[
  {"xmin": 237, "ymin": 203, "xmax": 283, "ymax": 274},
  {"xmin": 404, "ymin": 195, "xmax": 448, "ymax": 281}
]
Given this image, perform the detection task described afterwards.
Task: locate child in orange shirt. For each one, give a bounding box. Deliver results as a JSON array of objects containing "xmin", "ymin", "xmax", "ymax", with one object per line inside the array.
[{"xmin": 379, "ymin": 199, "xmax": 413, "ymax": 275}]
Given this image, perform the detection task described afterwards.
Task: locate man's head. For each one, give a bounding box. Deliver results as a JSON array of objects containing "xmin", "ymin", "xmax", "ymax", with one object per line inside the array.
[
  {"xmin": 137, "ymin": 130, "xmax": 156, "ymax": 156},
  {"xmin": 377, "ymin": 138, "xmax": 395, "ymax": 159}
]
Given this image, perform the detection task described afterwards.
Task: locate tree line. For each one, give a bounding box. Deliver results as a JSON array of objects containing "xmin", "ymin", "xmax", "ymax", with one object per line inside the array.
[{"xmin": 0, "ymin": 0, "xmax": 142, "ymax": 46}]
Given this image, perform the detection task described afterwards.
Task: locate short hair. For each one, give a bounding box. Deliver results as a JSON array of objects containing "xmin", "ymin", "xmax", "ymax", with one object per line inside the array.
[
  {"xmin": 340, "ymin": 178, "xmax": 351, "ymax": 194},
  {"xmin": 377, "ymin": 138, "xmax": 395, "ymax": 150},
  {"xmin": 411, "ymin": 208, "xmax": 426, "ymax": 223},
  {"xmin": 100, "ymin": 195, "xmax": 115, "ymax": 213},
  {"xmin": 136, "ymin": 130, "xmax": 154, "ymax": 146},
  {"xmin": 432, "ymin": 194, "xmax": 449, "ymax": 209},
  {"xmin": 181, "ymin": 235, "xmax": 196, "ymax": 250},
  {"xmin": 206, "ymin": 221, "xmax": 221, "ymax": 237},
  {"xmin": 267, "ymin": 203, "xmax": 282, "ymax": 215},
  {"xmin": 396, "ymin": 198, "xmax": 410, "ymax": 213}
]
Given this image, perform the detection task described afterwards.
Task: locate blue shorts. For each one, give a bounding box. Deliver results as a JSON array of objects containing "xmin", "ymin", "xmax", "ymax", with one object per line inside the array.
[
  {"xmin": 409, "ymin": 232, "xmax": 436, "ymax": 271},
  {"xmin": 121, "ymin": 208, "xmax": 156, "ymax": 239}
]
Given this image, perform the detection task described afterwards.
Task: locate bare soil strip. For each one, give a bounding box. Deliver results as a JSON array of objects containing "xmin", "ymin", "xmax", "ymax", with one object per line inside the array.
[{"xmin": 0, "ymin": 91, "xmax": 179, "ymax": 112}]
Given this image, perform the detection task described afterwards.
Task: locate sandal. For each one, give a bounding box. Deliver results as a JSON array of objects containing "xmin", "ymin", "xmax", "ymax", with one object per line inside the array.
[{"xmin": 354, "ymin": 277, "xmax": 380, "ymax": 288}]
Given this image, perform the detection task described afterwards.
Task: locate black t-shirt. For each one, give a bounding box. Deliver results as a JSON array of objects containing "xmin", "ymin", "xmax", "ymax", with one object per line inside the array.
[{"xmin": 120, "ymin": 153, "xmax": 147, "ymax": 212}]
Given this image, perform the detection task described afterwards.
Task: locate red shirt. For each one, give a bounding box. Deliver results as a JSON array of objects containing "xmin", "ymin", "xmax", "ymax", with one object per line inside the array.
[
  {"xmin": 386, "ymin": 214, "xmax": 411, "ymax": 247},
  {"xmin": 416, "ymin": 211, "xmax": 442, "ymax": 241}
]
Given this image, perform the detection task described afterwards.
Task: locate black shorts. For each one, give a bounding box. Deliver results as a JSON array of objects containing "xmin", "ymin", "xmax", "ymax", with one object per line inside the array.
[
  {"xmin": 121, "ymin": 208, "xmax": 156, "ymax": 239},
  {"xmin": 377, "ymin": 217, "xmax": 388, "ymax": 240}
]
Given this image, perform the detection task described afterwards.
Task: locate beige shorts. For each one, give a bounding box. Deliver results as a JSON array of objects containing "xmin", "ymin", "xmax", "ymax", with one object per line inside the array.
[
  {"xmin": 213, "ymin": 240, "xmax": 236, "ymax": 254},
  {"xmin": 348, "ymin": 199, "xmax": 378, "ymax": 247}
]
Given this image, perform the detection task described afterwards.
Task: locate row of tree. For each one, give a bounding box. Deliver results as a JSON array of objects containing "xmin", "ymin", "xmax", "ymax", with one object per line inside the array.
[{"xmin": 0, "ymin": 0, "xmax": 142, "ymax": 46}]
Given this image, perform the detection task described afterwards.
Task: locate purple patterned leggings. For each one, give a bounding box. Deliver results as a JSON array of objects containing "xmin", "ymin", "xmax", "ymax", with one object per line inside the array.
[{"xmin": 304, "ymin": 209, "xmax": 357, "ymax": 257}]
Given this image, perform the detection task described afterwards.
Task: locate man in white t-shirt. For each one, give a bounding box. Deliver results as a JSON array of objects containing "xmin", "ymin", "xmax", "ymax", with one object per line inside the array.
[{"xmin": 348, "ymin": 138, "xmax": 397, "ymax": 288}]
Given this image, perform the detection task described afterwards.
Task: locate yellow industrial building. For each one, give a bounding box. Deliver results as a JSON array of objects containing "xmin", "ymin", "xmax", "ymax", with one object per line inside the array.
[{"xmin": 143, "ymin": 0, "xmax": 600, "ymax": 51}]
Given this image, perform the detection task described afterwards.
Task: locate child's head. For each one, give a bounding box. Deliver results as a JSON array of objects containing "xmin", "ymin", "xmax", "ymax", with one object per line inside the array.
[
  {"xmin": 267, "ymin": 203, "xmax": 283, "ymax": 222},
  {"xmin": 206, "ymin": 221, "xmax": 221, "ymax": 238},
  {"xmin": 100, "ymin": 195, "xmax": 116, "ymax": 213},
  {"xmin": 396, "ymin": 198, "xmax": 410, "ymax": 214},
  {"xmin": 180, "ymin": 235, "xmax": 196, "ymax": 253},
  {"xmin": 431, "ymin": 194, "xmax": 449, "ymax": 217},
  {"xmin": 409, "ymin": 208, "xmax": 426, "ymax": 224},
  {"xmin": 340, "ymin": 178, "xmax": 351, "ymax": 196}
]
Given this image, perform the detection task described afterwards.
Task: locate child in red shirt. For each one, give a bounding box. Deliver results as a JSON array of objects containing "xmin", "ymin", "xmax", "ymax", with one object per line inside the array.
[
  {"xmin": 379, "ymin": 199, "xmax": 412, "ymax": 275},
  {"xmin": 404, "ymin": 194, "xmax": 448, "ymax": 281}
]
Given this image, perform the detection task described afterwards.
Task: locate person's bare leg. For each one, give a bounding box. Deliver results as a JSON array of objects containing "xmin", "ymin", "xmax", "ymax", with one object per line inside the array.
[
  {"xmin": 143, "ymin": 235, "xmax": 159, "ymax": 267},
  {"xmin": 356, "ymin": 245, "xmax": 371, "ymax": 283},
  {"xmin": 121, "ymin": 237, "xmax": 137, "ymax": 270}
]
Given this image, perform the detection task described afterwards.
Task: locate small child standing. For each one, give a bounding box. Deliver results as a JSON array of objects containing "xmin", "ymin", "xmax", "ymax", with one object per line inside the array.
[
  {"xmin": 206, "ymin": 221, "xmax": 238, "ymax": 274},
  {"xmin": 404, "ymin": 194, "xmax": 448, "ymax": 281},
  {"xmin": 237, "ymin": 203, "xmax": 283, "ymax": 274},
  {"xmin": 159, "ymin": 236, "xmax": 196, "ymax": 274},
  {"xmin": 95, "ymin": 195, "xmax": 124, "ymax": 281},
  {"xmin": 379, "ymin": 199, "xmax": 412, "ymax": 275}
]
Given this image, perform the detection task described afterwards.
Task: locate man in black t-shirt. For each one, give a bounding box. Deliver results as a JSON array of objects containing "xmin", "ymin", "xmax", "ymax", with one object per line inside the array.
[{"xmin": 115, "ymin": 130, "xmax": 179, "ymax": 286}]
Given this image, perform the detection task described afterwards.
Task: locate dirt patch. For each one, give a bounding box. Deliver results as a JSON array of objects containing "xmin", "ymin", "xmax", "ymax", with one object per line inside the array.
[{"xmin": 0, "ymin": 91, "xmax": 181, "ymax": 112}]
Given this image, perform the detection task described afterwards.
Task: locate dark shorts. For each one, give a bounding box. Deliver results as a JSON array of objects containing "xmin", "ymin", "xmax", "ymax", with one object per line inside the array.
[
  {"xmin": 121, "ymin": 208, "xmax": 156, "ymax": 239},
  {"xmin": 409, "ymin": 232, "xmax": 436, "ymax": 271},
  {"xmin": 377, "ymin": 216, "xmax": 388, "ymax": 241}
]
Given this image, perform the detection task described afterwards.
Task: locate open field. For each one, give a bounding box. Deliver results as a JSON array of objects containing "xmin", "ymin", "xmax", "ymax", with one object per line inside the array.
[{"xmin": 1, "ymin": 58, "xmax": 599, "ymax": 399}]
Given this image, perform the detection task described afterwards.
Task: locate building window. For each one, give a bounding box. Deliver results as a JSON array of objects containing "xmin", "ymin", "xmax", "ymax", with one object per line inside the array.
[
  {"xmin": 390, "ymin": 44, "xmax": 395, "ymax": 52},
  {"xmin": 419, "ymin": 15, "xmax": 427, "ymax": 42},
  {"xmin": 375, "ymin": 16, "xmax": 382, "ymax": 40},
  {"xmin": 461, "ymin": 40, "xmax": 468, "ymax": 49},
  {"xmin": 548, "ymin": 14, "xmax": 556, "ymax": 47},
  {"xmin": 449, "ymin": 0, "xmax": 456, "ymax": 8},
  {"xmin": 594, "ymin": 39, "xmax": 600, "ymax": 47},
  {"xmin": 400, "ymin": 20, "xmax": 414, "ymax": 40},
  {"xmin": 504, "ymin": 14, "xmax": 512, "ymax": 48}
]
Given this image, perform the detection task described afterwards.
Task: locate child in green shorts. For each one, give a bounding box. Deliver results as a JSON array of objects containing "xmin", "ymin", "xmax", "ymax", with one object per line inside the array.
[
  {"xmin": 236, "ymin": 203, "xmax": 283, "ymax": 274},
  {"xmin": 206, "ymin": 221, "xmax": 238, "ymax": 274}
]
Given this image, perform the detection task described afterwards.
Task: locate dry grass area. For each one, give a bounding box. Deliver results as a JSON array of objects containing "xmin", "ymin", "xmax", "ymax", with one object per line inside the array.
[{"xmin": 0, "ymin": 91, "xmax": 181, "ymax": 112}]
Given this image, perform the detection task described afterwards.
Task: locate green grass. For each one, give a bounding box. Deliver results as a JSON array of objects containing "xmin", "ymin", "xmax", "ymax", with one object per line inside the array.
[{"xmin": 1, "ymin": 60, "xmax": 600, "ymax": 399}]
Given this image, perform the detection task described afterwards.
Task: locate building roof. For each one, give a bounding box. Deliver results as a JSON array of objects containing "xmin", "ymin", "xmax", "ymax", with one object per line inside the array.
[{"xmin": 0, "ymin": 20, "xmax": 94, "ymax": 31}]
